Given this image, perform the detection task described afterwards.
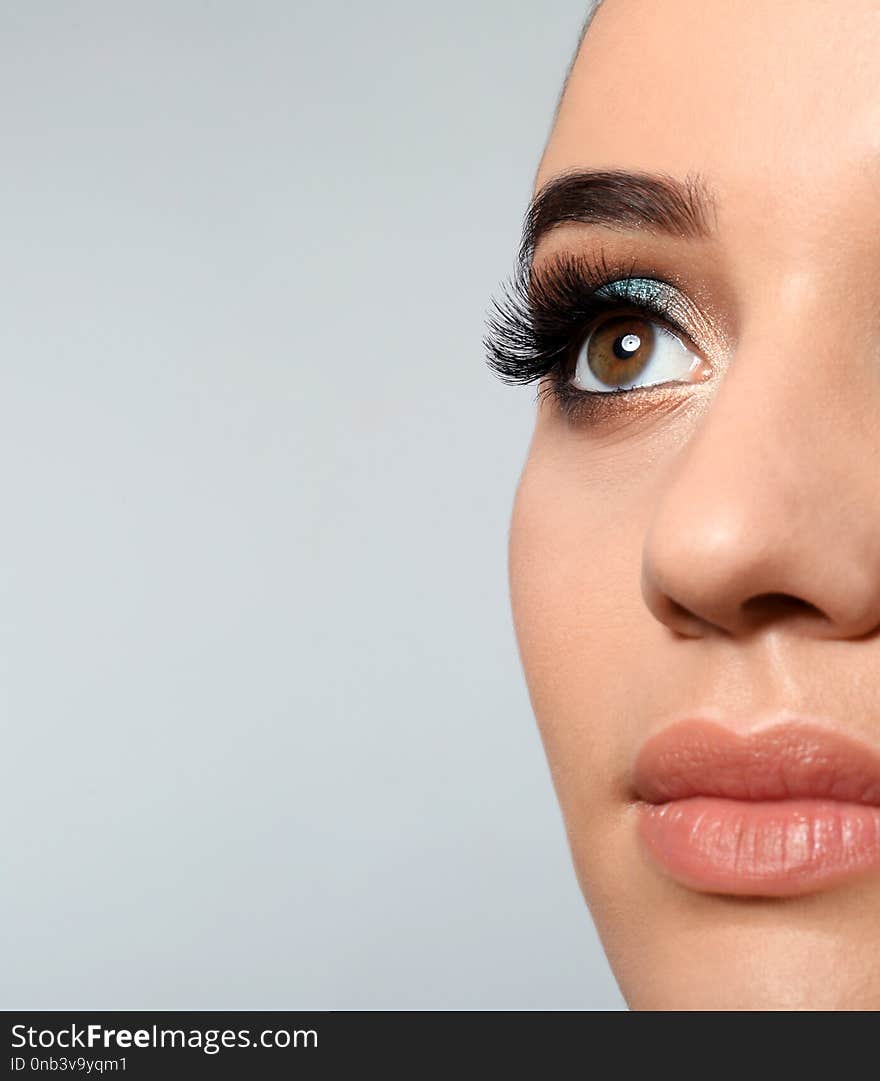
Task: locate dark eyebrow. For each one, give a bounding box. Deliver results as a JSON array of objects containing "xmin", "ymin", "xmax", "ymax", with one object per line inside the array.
[{"xmin": 520, "ymin": 168, "xmax": 717, "ymax": 265}]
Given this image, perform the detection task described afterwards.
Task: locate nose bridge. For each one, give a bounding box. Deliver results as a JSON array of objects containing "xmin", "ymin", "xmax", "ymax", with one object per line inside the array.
[{"xmin": 641, "ymin": 272, "xmax": 880, "ymax": 638}]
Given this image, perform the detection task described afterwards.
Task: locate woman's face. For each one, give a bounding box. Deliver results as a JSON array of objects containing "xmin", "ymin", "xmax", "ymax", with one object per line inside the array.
[{"xmin": 506, "ymin": 0, "xmax": 880, "ymax": 1009}]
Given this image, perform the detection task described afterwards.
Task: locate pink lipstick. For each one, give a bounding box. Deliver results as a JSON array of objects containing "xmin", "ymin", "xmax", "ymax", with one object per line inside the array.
[{"xmin": 633, "ymin": 721, "xmax": 880, "ymax": 896}]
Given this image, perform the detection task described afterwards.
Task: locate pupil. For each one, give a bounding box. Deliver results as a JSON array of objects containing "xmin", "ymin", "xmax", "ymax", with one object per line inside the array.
[{"xmin": 614, "ymin": 333, "xmax": 641, "ymax": 360}]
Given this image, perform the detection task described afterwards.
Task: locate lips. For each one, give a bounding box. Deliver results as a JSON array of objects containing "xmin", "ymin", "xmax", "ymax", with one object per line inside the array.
[{"xmin": 633, "ymin": 721, "xmax": 880, "ymax": 897}]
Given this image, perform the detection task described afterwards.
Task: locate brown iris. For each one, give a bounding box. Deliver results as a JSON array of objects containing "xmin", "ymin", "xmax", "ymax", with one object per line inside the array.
[{"xmin": 585, "ymin": 314, "xmax": 655, "ymax": 387}]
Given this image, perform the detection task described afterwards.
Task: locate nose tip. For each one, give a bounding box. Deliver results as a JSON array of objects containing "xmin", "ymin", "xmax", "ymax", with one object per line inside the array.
[{"xmin": 640, "ymin": 508, "xmax": 880, "ymax": 641}]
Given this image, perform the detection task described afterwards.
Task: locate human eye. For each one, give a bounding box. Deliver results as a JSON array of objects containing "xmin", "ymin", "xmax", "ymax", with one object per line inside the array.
[
  {"xmin": 483, "ymin": 249, "xmax": 713, "ymax": 423},
  {"xmin": 570, "ymin": 290, "xmax": 705, "ymax": 393}
]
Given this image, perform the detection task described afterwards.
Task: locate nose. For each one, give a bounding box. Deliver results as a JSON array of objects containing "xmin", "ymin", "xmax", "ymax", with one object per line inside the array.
[{"xmin": 641, "ymin": 305, "xmax": 880, "ymax": 640}]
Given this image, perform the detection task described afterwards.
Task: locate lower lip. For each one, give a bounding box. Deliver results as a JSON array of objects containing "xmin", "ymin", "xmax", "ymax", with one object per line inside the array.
[{"xmin": 638, "ymin": 797, "xmax": 880, "ymax": 896}]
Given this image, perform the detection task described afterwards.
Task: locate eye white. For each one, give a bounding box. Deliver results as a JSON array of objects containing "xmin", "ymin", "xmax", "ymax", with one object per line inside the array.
[{"xmin": 571, "ymin": 319, "xmax": 703, "ymax": 393}]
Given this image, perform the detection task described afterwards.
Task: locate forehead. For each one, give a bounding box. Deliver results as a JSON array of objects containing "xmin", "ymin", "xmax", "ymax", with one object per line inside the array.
[{"xmin": 539, "ymin": 0, "xmax": 880, "ymax": 243}]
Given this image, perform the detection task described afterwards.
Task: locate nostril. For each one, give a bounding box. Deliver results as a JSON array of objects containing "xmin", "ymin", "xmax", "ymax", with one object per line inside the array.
[
  {"xmin": 654, "ymin": 596, "xmax": 709, "ymax": 638},
  {"xmin": 740, "ymin": 592, "xmax": 824, "ymax": 625}
]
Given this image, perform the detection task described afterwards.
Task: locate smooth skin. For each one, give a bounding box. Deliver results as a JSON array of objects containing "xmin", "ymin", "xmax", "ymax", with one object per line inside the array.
[{"xmin": 510, "ymin": 0, "xmax": 880, "ymax": 1009}]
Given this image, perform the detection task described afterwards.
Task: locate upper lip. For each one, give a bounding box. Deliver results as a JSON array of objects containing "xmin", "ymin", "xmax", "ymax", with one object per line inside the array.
[{"xmin": 633, "ymin": 720, "xmax": 880, "ymax": 806}]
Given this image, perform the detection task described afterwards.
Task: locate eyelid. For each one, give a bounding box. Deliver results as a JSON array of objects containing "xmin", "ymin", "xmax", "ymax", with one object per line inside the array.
[
  {"xmin": 592, "ymin": 278, "xmax": 702, "ymax": 350},
  {"xmin": 539, "ymin": 373, "xmax": 701, "ymax": 431}
]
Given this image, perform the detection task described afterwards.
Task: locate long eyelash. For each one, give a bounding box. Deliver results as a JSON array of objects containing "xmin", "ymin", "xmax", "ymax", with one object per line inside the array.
[{"xmin": 482, "ymin": 248, "xmax": 687, "ymax": 391}]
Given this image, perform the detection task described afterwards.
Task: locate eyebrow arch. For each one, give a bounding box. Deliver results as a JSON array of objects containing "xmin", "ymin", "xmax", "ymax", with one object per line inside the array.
[{"xmin": 520, "ymin": 168, "xmax": 717, "ymax": 264}]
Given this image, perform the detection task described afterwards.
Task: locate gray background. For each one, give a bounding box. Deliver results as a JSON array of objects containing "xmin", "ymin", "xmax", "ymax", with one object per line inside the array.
[{"xmin": 2, "ymin": 0, "xmax": 624, "ymax": 1009}]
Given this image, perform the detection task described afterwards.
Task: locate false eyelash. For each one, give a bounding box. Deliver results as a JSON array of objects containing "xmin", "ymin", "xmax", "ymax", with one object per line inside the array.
[{"xmin": 482, "ymin": 248, "xmax": 690, "ymax": 391}]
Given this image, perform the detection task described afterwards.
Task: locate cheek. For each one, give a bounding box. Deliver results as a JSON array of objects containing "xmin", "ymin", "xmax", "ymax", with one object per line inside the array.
[
  {"xmin": 508, "ymin": 448, "xmax": 656, "ymax": 808},
  {"xmin": 508, "ymin": 444, "xmax": 675, "ymax": 947}
]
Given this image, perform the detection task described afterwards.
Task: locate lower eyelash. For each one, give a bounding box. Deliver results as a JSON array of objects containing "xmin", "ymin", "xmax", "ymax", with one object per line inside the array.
[
  {"xmin": 538, "ymin": 367, "xmax": 694, "ymax": 427},
  {"xmin": 483, "ymin": 248, "xmax": 689, "ymax": 401}
]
